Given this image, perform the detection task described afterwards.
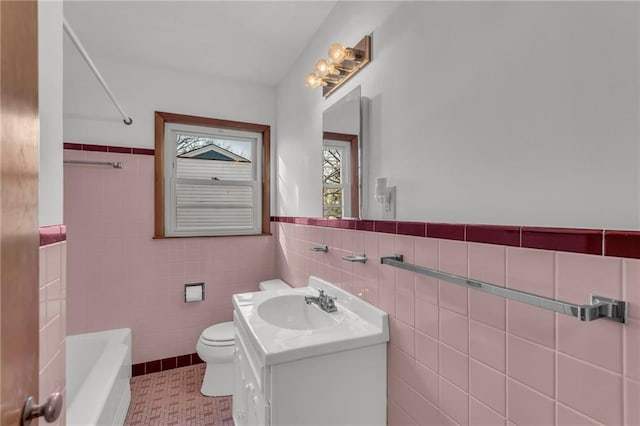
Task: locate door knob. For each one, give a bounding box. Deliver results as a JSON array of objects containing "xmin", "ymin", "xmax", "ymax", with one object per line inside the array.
[{"xmin": 22, "ymin": 392, "xmax": 63, "ymax": 425}]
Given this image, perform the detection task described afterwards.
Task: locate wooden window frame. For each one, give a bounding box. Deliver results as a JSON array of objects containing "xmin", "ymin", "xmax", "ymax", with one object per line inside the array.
[
  {"xmin": 323, "ymin": 131, "xmax": 359, "ymax": 219},
  {"xmin": 155, "ymin": 111, "xmax": 271, "ymax": 237}
]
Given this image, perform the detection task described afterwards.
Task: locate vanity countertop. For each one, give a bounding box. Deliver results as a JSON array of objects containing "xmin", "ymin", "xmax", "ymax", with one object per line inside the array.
[{"xmin": 232, "ymin": 276, "xmax": 389, "ymax": 365}]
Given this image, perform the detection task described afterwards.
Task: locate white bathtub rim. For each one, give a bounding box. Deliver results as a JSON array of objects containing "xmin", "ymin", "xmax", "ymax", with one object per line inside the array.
[{"xmin": 66, "ymin": 328, "xmax": 131, "ymax": 426}]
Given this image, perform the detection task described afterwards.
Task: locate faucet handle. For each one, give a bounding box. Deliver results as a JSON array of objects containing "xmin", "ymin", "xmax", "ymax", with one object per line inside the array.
[{"xmin": 314, "ymin": 288, "xmax": 325, "ymax": 297}]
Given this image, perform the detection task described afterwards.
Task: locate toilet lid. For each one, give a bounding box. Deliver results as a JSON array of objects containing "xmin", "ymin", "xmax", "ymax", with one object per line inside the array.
[{"xmin": 201, "ymin": 322, "xmax": 235, "ymax": 343}]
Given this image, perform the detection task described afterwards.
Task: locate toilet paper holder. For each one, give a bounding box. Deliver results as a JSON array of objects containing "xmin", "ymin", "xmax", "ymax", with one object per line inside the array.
[{"xmin": 185, "ymin": 282, "xmax": 205, "ymax": 303}]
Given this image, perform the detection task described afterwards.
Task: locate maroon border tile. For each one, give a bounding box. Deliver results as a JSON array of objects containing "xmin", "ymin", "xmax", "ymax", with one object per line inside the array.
[
  {"xmin": 269, "ymin": 216, "xmax": 640, "ymax": 260},
  {"xmin": 39, "ymin": 225, "xmax": 67, "ymax": 247},
  {"xmin": 397, "ymin": 221, "xmax": 426, "ymax": 237},
  {"xmin": 310, "ymin": 218, "xmax": 328, "ymax": 227},
  {"xmin": 326, "ymin": 219, "xmax": 341, "ymax": 228},
  {"xmin": 522, "ymin": 227, "xmax": 603, "ymax": 255},
  {"xmin": 374, "ymin": 220, "xmax": 397, "ymax": 234},
  {"xmin": 63, "ymin": 142, "xmax": 155, "ymax": 156},
  {"xmin": 345, "ymin": 220, "xmax": 358, "ymax": 229},
  {"xmin": 426, "ymin": 223, "xmax": 465, "ymax": 241},
  {"xmin": 192, "ymin": 353, "xmax": 205, "ymax": 365},
  {"xmin": 133, "ymin": 148, "xmax": 155, "ymax": 156},
  {"xmin": 604, "ymin": 231, "xmax": 640, "ymax": 259},
  {"xmin": 336, "ymin": 219, "xmax": 357, "ymax": 229},
  {"xmin": 108, "ymin": 146, "xmax": 133, "ymax": 154},
  {"xmin": 132, "ymin": 363, "xmax": 146, "ymax": 377},
  {"xmin": 63, "ymin": 142, "xmax": 82, "ymax": 150},
  {"xmin": 133, "ymin": 353, "xmax": 203, "ymax": 377},
  {"xmin": 466, "ymin": 225, "xmax": 520, "ymax": 247},
  {"xmin": 356, "ymin": 220, "xmax": 375, "ymax": 231},
  {"xmin": 161, "ymin": 356, "xmax": 177, "ymax": 371},
  {"xmin": 83, "ymin": 144, "xmax": 108, "ymax": 152},
  {"xmin": 146, "ymin": 360, "xmax": 161, "ymax": 374},
  {"xmin": 177, "ymin": 354, "xmax": 192, "ymax": 368}
]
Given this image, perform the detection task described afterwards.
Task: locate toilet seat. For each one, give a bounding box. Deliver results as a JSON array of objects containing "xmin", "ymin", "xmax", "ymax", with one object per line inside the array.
[{"xmin": 200, "ymin": 321, "xmax": 235, "ymax": 347}]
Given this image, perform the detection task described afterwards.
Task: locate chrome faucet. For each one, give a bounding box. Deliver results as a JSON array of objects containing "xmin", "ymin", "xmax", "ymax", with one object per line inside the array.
[{"xmin": 305, "ymin": 288, "xmax": 338, "ymax": 313}]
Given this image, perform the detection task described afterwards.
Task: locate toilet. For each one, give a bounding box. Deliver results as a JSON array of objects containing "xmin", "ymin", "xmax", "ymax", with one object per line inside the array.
[{"xmin": 196, "ymin": 279, "xmax": 291, "ymax": 397}]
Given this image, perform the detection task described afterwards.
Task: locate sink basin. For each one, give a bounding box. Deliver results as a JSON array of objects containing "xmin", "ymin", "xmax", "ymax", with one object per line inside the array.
[
  {"xmin": 233, "ymin": 277, "xmax": 389, "ymax": 365},
  {"xmin": 257, "ymin": 295, "xmax": 343, "ymax": 330}
]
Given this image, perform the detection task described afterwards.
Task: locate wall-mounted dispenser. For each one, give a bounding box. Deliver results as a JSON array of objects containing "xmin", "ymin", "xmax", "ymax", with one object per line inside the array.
[
  {"xmin": 375, "ymin": 177, "xmax": 395, "ymax": 219},
  {"xmin": 185, "ymin": 282, "xmax": 205, "ymax": 303}
]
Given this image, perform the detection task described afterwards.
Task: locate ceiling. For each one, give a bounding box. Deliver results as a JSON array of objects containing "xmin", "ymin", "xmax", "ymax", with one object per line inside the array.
[{"xmin": 63, "ymin": 1, "xmax": 337, "ymax": 86}]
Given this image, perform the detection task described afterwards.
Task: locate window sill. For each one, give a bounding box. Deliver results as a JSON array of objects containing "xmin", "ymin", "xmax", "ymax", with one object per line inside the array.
[{"xmin": 153, "ymin": 232, "xmax": 272, "ymax": 239}]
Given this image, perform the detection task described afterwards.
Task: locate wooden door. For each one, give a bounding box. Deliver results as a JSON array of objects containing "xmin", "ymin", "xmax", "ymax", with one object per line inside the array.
[{"xmin": 0, "ymin": 1, "xmax": 40, "ymax": 425}]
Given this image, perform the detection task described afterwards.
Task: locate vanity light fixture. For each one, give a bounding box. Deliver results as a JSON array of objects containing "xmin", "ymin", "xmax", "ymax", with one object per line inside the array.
[
  {"xmin": 304, "ymin": 35, "xmax": 371, "ymax": 98},
  {"xmin": 375, "ymin": 177, "xmax": 396, "ymax": 219}
]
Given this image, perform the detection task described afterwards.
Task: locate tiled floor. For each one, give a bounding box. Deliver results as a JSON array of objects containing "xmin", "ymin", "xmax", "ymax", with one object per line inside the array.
[{"xmin": 125, "ymin": 364, "xmax": 234, "ymax": 426}]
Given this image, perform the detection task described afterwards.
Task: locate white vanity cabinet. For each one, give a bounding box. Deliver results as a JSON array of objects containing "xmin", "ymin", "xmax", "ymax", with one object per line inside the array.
[
  {"xmin": 233, "ymin": 312, "xmax": 387, "ymax": 426},
  {"xmin": 232, "ymin": 277, "xmax": 389, "ymax": 426},
  {"xmin": 233, "ymin": 317, "xmax": 269, "ymax": 426}
]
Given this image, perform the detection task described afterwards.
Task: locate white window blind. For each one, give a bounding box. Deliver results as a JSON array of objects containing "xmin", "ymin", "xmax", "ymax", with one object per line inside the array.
[{"xmin": 165, "ymin": 123, "xmax": 262, "ymax": 236}]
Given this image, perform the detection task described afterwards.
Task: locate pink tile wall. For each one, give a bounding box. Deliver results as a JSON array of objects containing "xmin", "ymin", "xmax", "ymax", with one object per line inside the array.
[
  {"xmin": 275, "ymin": 222, "xmax": 639, "ymax": 426},
  {"xmin": 39, "ymin": 241, "xmax": 67, "ymax": 426},
  {"xmin": 64, "ymin": 150, "xmax": 276, "ymax": 363}
]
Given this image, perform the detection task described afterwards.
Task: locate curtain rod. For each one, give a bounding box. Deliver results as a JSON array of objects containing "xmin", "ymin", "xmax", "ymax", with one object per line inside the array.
[{"xmin": 63, "ymin": 17, "xmax": 133, "ymax": 126}]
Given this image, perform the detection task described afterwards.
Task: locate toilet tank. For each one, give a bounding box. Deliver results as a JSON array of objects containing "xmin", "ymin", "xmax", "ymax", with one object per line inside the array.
[{"xmin": 259, "ymin": 279, "xmax": 290, "ymax": 291}]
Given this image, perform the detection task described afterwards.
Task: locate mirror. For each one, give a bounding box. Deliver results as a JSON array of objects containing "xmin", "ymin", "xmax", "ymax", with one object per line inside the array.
[{"xmin": 322, "ymin": 86, "xmax": 361, "ymax": 219}]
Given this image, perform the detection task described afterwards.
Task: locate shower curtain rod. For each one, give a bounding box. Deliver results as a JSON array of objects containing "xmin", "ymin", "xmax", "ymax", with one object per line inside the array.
[{"xmin": 63, "ymin": 17, "xmax": 133, "ymax": 126}]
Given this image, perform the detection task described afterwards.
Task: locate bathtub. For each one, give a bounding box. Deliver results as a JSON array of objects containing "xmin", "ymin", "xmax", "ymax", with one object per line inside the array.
[{"xmin": 66, "ymin": 328, "xmax": 132, "ymax": 426}]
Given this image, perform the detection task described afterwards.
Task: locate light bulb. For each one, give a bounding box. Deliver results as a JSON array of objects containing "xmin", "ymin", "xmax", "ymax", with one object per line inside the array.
[
  {"xmin": 315, "ymin": 59, "xmax": 330, "ymax": 77},
  {"xmin": 304, "ymin": 72, "xmax": 320, "ymax": 88},
  {"xmin": 328, "ymin": 43, "xmax": 354, "ymax": 65},
  {"xmin": 304, "ymin": 72, "xmax": 327, "ymax": 89},
  {"xmin": 315, "ymin": 59, "xmax": 339, "ymax": 77}
]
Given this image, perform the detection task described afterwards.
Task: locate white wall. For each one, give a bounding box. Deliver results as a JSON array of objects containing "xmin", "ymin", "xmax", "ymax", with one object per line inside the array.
[
  {"xmin": 64, "ymin": 48, "xmax": 275, "ymax": 149},
  {"xmin": 39, "ymin": 0, "xmax": 64, "ymax": 226},
  {"xmin": 276, "ymin": 2, "xmax": 640, "ymax": 229},
  {"xmin": 63, "ymin": 36, "xmax": 277, "ymax": 212}
]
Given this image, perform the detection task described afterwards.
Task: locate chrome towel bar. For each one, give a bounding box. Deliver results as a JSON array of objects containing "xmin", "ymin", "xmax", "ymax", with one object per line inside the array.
[
  {"xmin": 64, "ymin": 160, "xmax": 124, "ymax": 169},
  {"xmin": 380, "ymin": 254, "xmax": 627, "ymax": 323}
]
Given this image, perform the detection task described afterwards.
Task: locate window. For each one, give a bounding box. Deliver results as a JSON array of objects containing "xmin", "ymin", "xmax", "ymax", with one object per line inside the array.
[
  {"xmin": 155, "ymin": 112, "xmax": 270, "ymax": 237},
  {"xmin": 322, "ymin": 132, "xmax": 358, "ymax": 218},
  {"xmin": 322, "ymin": 141, "xmax": 349, "ymax": 218}
]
